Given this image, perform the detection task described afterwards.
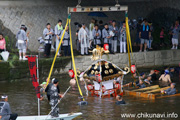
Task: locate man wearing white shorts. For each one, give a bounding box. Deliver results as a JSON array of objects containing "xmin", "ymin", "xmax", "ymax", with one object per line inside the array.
[
  {"xmin": 139, "ymin": 20, "xmax": 151, "ymax": 52},
  {"xmin": 171, "ymin": 21, "xmax": 180, "ymax": 49},
  {"xmin": 16, "ymin": 25, "xmax": 27, "ymax": 60},
  {"xmin": 172, "ymin": 38, "xmax": 178, "ymax": 49}
]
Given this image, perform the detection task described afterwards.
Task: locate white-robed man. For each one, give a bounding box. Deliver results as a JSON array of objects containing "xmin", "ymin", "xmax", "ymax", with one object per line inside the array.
[
  {"xmin": 109, "ymin": 20, "xmax": 118, "ymax": 53},
  {"xmin": 119, "ymin": 21, "xmax": 127, "ymax": 53},
  {"xmin": 92, "ymin": 24, "xmax": 101, "ymax": 47},
  {"xmin": 78, "ymin": 23, "xmax": 89, "ymax": 55},
  {"xmin": 89, "ymin": 18, "xmax": 95, "ymax": 49},
  {"xmin": 54, "ymin": 20, "xmax": 63, "ymax": 57}
]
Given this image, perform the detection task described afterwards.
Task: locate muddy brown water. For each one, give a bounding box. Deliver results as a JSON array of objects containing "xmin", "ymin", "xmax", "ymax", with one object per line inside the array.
[{"xmin": 0, "ymin": 68, "xmax": 180, "ymax": 120}]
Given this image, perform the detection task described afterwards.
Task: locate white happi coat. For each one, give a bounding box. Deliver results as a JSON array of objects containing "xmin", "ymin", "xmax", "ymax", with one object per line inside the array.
[
  {"xmin": 78, "ymin": 27, "xmax": 89, "ymax": 48},
  {"xmin": 89, "ymin": 23, "xmax": 94, "ymax": 40}
]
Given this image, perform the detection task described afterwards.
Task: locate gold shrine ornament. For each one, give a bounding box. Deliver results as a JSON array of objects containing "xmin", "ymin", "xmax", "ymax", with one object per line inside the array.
[
  {"xmin": 112, "ymin": 64, "xmax": 117, "ymax": 68},
  {"xmin": 95, "ymin": 71, "xmax": 99, "ymax": 75},
  {"xmin": 118, "ymin": 71, "xmax": 122, "ymax": 74},
  {"xmin": 105, "ymin": 70, "xmax": 109, "ymax": 75},
  {"xmin": 105, "ymin": 65, "xmax": 109, "ymax": 69},
  {"xmin": 91, "ymin": 70, "xmax": 95, "ymax": 74},
  {"xmin": 109, "ymin": 69, "xmax": 113, "ymax": 74},
  {"xmin": 90, "ymin": 45, "xmax": 109, "ymax": 61},
  {"xmin": 94, "ymin": 65, "xmax": 98, "ymax": 70}
]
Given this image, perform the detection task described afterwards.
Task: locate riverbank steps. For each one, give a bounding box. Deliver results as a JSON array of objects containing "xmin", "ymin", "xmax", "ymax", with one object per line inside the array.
[{"xmin": 0, "ymin": 50, "xmax": 180, "ymax": 81}]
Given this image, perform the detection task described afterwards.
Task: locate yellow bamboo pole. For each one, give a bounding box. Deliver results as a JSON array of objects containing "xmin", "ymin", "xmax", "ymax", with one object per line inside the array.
[
  {"xmin": 125, "ymin": 14, "xmax": 131, "ymax": 68},
  {"xmin": 68, "ymin": 17, "xmax": 85, "ymax": 100},
  {"xmin": 46, "ymin": 19, "xmax": 69, "ymax": 86}
]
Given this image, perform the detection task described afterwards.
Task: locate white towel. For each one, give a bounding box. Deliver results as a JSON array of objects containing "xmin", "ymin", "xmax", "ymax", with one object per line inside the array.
[
  {"xmin": 93, "ymin": 81, "xmax": 100, "ymax": 90},
  {"xmin": 102, "ymin": 80, "xmax": 114, "ymax": 90}
]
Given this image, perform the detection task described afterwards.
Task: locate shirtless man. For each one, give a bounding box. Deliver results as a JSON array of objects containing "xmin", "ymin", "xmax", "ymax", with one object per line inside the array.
[{"xmin": 159, "ymin": 70, "xmax": 171, "ymax": 83}]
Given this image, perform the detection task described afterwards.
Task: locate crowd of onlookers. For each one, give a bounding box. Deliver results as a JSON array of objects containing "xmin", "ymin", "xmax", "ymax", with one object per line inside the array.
[
  {"xmin": 0, "ymin": 18, "xmax": 180, "ymax": 61},
  {"xmin": 39, "ymin": 18, "xmax": 180, "ymax": 58}
]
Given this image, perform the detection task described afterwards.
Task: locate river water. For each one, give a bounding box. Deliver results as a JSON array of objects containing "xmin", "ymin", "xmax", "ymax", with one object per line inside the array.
[{"xmin": 0, "ymin": 68, "xmax": 180, "ymax": 120}]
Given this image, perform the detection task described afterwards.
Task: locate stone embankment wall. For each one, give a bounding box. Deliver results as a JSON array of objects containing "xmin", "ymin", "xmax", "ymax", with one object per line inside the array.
[
  {"xmin": 0, "ymin": 57, "xmax": 71, "ymax": 81},
  {"xmin": 64, "ymin": 50, "xmax": 180, "ymax": 72},
  {"xmin": 0, "ymin": 50, "xmax": 180, "ymax": 81}
]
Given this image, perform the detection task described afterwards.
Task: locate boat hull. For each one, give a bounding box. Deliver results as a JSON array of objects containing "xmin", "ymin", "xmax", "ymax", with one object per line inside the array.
[{"xmin": 16, "ymin": 112, "xmax": 82, "ymax": 120}]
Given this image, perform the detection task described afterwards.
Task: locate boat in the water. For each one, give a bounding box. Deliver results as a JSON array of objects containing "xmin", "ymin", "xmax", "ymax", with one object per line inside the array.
[
  {"xmin": 124, "ymin": 85, "xmax": 179, "ymax": 100},
  {"xmin": 17, "ymin": 112, "xmax": 82, "ymax": 120}
]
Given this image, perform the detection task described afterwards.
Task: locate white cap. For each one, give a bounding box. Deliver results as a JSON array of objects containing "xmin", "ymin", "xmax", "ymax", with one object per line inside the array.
[{"xmin": 1, "ymin": 95, "xmax": 8, "ymax": 99}]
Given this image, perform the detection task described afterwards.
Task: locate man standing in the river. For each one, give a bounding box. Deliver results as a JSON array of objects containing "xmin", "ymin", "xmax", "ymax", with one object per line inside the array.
[
  {"xmin": 0, "ymin": 95, "xmax": 18, "ymax": 120},
  {"xmin": 45, "ymin": 78, "xmax": 60, "ymax": 101},
  {"xmin": 49, "ymin": 79, "xmax": 63, "ymax": 118}
]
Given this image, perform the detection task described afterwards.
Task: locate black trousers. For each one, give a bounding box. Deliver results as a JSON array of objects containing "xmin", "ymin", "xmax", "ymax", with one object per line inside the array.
[
  {"xmin": 0, "ymin": 49, "xmax": 4, "ymax": 52},
  {"xmin": 44, "ymin": 43, "xmax": 51, "ymax": 56},
  {"xmin": 160, "ymin": 38, "xmax": 165, "ymax": 45},
  {"xmin": 47, "ymin": 94, "xmax": 50, "ymax": 101},
  {"xmin": 63, "ymin": 46, "xmax": 71, "ymax": 56},
  {"xmin": 10, "ymin": 113, "xmax": 18, "ymax": 120}
]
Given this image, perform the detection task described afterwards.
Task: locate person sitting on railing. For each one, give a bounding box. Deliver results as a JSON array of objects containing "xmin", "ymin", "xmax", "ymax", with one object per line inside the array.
[
  {"xmin": 161, "ymin": 83, "xmax": 177, "ymax": 95},
  {"xmin": 0, "ymin": 33, "xmax": 6, "ymax": 53},
  {"xmin": 116, "ymin": 95, "xmax": 126, "ymax": 105}
]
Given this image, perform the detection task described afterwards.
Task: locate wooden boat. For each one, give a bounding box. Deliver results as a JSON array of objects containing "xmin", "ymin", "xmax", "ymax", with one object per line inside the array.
[
  {"xmin": 124, "ymin": 85, "xmax": 179, "ymax": 100},
  {"xmin": 17, "ymin": 112, "xmax": 82, "ymax": 120},
  {"xmin": 156, "ymin": 93, "xmax": 180, "ymax": 99},
  {"xmin": 124, "ymin": 90, "xmax": 156, "ymax": 100}
]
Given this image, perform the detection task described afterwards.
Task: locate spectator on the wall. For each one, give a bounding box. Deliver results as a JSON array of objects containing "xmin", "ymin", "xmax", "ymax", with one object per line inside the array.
[
  {"xmin": 147, "ymin": 22, "xmax": 153, "ymax": 50},
  {"xmin": 43, "ymin": 23, "xmax": 54, "ymax": 57},
  {"xmin": 139, "ymin": 20, "xmax": 151, "ymax": 52},
  {"xmin": 0, "ymin": 33, "xmax": 6, "ymax": 53},
  {"xmin": 160, "ymin": 27, "xmax": 165, "ymax": 46},
  {"xmin": 170, "ymin": 20, "xmax": 180, "ymax": 49},
  {"xmin": 16, "ymin": 25, "xmax": 28, "ymax": 60},
  {"xmin": 134, "ymin": 20, "xmax": 142, "ymax": 47}
]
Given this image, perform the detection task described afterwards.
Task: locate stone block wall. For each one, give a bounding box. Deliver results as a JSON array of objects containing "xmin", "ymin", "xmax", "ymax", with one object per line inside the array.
[
  {"xmin": 0, "ymin": 57, "xmax": 71, "ymax": 81},
  {"xmin": 0, "ymin": 50, "xmax": 179, "ymax": 81},
  {"xmin": 63, "ymin": 50, "xmax": 180, "ymax": 73}
]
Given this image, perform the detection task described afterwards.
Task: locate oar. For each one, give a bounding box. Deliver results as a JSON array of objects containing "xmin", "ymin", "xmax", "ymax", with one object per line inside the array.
[
  {"xmin": 144, "ymin": 86, "xmax": 170, "ymax": 93},
  {"xmin": 132, "ymin": 85, "xmax": 159, "ymax": 92},
  {"xmin": 45, "ymin": 86, "xmax": 71, "ymax": 119}
]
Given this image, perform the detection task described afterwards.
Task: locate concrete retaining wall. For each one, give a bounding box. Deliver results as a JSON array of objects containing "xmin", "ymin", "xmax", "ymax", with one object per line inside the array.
[
  {"xmin": 0, "ymin": 50, "xmax": 179, "ymax": 81},
  {"xmin": 63, "ymin": 50, "xmax": 180, "ymax": 72}
]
